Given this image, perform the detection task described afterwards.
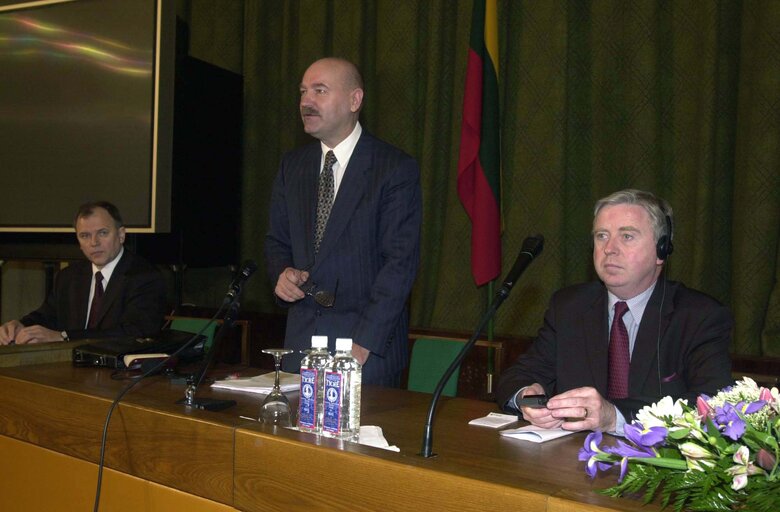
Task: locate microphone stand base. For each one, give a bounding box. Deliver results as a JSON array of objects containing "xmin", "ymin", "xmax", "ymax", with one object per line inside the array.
[{"xmin": 176, "ymin": 397, "xmax": 236, "ymax": 411}]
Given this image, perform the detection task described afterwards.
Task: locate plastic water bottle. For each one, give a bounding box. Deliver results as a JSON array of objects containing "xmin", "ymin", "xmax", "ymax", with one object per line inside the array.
[
  {"xmin": 297, "ymin": 335, "xmax": 332, "ymax": 434},
  {"xmin": 322, "ymin": 338, "xmax": 362, "ymax": 440}
]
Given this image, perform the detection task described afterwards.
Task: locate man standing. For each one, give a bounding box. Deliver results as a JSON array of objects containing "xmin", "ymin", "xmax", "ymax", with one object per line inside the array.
[
  {"xmin": 0, "ymin": 201, "xmax": 167, "ymax": 344},
  {"xmin": 265, "ymin": 57, "xmax": 422, "ymax": 386},
  {"xmin": 496, "ymin": 189, "xmax": 733, "ymax": 433}
]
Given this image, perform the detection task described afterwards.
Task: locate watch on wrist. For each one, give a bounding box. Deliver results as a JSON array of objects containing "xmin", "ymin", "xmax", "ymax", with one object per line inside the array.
[{"xmin": 60, "ymin": 331, "xmax": 69, "ymax": 341}]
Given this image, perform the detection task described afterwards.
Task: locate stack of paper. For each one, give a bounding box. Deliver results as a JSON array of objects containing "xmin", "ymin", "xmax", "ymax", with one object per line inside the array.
[
  {"xmin": 210, "ymin": 371, "xmax": 300, "ymax": 394},
  {"xmin": 499, "ymin": 424, "xmax": 575, "ymax": 443}
]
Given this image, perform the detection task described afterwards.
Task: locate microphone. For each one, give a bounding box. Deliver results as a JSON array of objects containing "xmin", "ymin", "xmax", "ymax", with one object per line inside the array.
[
  {"xmin": 495, "ymin": 235, "xmax": 544, "ymax": 302},
  {"xmin": 419, "ymin": 235, "xmax": 544, "ymax": 458},
  {"xmin": 223, "ymin": 260, "xmax": 258, "ymax": 304}
]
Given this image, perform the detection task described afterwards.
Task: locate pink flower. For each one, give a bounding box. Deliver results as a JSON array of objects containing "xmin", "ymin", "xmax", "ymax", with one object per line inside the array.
[
  {"xmin": 696, "ymin": 395, "xmax": 713, "ymax": 418},
  {"xmin": 726, "ymin": 446, "xmax": 765, "ymax": 490},
  {"xmin": 756, "ymin": 448, "xmax": 777, "ymax": 472}
]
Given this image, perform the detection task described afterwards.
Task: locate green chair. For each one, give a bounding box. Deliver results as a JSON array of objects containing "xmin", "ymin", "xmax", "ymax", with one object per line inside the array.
[
  {"xmin": 169, "ymin": 317, "xmax": 219, "ymax": 352},
  {"xmin": 407, "ymin": 338, "xmax": 464, "ymax": 397}
]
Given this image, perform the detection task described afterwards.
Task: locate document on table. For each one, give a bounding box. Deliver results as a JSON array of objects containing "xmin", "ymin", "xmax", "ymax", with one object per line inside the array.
[
  {"xmin": 211, "ymin": 372, "xmax": 300, "ymax": 394},
  {"xmin": 468, "ymin": 412, "xmax": 519, "ymax": 428},
  {"xmin": 499, "ymin": 424, "xmax": 575, "ymax": 443}
]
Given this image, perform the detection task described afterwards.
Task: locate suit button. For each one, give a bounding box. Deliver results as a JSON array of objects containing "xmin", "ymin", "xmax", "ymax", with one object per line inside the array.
[{"xmin": 315, "ymin": 310, "xmax": 322, "ymax": 317}]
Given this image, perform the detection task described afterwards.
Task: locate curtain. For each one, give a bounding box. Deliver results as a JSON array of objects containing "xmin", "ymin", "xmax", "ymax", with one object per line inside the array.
[{"xmin": 180, "ymin": 0, "xmax": 780, "ymax": 357}]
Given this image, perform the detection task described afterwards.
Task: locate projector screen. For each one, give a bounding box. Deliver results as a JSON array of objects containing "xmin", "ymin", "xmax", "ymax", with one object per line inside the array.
[{"xmin": 0, "ymin": 0, "xmax": 174, "ymax": 233}]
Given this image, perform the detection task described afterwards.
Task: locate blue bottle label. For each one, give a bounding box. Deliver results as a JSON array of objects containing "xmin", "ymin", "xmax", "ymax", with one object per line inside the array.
[
  {"xmin": 298, "ymin": 368, "xmax": 318, "ymax": 429},
  {"xmin": 322, "ymin": 371, "xmax": 343, "ymax": 434}
]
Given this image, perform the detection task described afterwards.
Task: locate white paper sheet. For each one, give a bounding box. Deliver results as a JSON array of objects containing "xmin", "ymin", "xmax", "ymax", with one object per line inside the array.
[
  {"xmin": 210, "ymin": 371, "xmax": 300, "ymax": 394},
  {"xmin": 499, "ymin": 424, "xmax": 575, "ymax": 443}
]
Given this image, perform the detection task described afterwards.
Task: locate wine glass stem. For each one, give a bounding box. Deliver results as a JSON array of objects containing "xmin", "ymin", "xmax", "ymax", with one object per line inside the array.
[{"xmin": 273, "ymin": 357, "xmax": 281, "ymax": 389}]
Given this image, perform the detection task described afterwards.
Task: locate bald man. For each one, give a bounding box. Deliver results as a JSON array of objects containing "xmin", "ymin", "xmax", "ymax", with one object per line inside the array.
[{"xmin": 265, "ymin": 58, "xmax": 422, "ymax": 386}]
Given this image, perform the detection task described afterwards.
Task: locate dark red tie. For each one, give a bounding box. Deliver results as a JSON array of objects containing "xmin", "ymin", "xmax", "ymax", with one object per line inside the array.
[
  {"xmin": 87, "ymin": 271, "xmax": 104, "ymax": 329},
  {"xmin": 608, "ymin": 301, "xmax": 630, "ymax": 399}
]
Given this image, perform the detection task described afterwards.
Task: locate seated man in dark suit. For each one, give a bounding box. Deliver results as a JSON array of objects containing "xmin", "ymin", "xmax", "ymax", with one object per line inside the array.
[
  {"xmin": 496, "ymin": 189, "xmax": 733, "ymax": 434},
  {"xmin": 0, "ymin": 201, "xmax": 167, "ymax": 345}
]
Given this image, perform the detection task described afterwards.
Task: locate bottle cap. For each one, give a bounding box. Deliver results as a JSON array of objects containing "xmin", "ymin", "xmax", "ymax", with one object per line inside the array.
[
  {"xmin": 335, "ymin": 338, "xmax": 352, "ymax": 351},
  {"xmin": 311, "ymin": 335, "xmax": 328, "ymax": 349}
]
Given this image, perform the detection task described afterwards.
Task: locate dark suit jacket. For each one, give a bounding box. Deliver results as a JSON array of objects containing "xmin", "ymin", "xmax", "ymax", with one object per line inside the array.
[
  {"xmin": 20, "ymin": 250, "xmax": 167, "ymax": 340},
  {"xmin": 265, "ymin": 131, "xmax": 422, "ymax": 385},
  {"xmin": 495, "ymin": 279, "xmax": 733, "ymax": 421}
]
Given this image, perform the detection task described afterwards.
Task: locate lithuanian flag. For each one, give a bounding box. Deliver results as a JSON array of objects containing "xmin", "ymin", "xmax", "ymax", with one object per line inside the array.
[{"xmin": 457, "ymin": 0, "xmax": 501, "ymax": 286}]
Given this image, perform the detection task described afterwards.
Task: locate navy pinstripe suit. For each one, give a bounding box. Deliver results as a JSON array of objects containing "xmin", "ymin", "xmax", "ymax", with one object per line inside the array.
[{"xmin": 265, "ymin": 131, "xmax": 422, "ymax": 385}]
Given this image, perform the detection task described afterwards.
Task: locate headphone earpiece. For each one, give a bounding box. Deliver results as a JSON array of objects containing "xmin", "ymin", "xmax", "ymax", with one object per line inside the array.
[{"xmin": 656, "ymin": 215, "xmax": 674, "ymax": 260}]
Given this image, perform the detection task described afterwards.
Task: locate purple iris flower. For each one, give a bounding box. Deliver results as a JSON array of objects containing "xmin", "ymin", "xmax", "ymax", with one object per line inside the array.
[
  {"xmin": 579, "ymin": 431, "xmax": 614, "ymax": 478},
  {"xmin": 606, "ymin": 439, "xmax": 655, "ymax": 458},
  {"xmin": 624, "ymin": 423, "xmax": 667, "ymax": 448},
  {"xmin": 602, "ymin": 437, "xmax": 657, "ymax": 483},
  {"xmin": 714, "ymin": 404, "xmax": 747, "ymax": 440},
  {"xmin": 737, "ymin": 400, "xmax": 766, "ymax": 415}
]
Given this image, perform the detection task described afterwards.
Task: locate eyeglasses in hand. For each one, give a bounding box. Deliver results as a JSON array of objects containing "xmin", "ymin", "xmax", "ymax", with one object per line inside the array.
[{"xmin": 299, "ymin": 279, "xmax": 336, "ymax": 308}]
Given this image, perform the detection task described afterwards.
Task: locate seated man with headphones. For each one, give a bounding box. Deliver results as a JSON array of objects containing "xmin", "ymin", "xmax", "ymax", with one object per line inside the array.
[{"xmin": 496, "ymin": 189, "xmax": 733, "ymax": 434}]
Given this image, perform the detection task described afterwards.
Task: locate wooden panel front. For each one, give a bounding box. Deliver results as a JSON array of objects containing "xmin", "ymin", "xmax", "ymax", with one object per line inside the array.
[
  {"xmin": 234, "ymin": 429, "xmax": 548, "ymax": 512},
  {"xmin": 0, "ymin": 363, "xmax": 237, "ymax": 505},
  {"xmin": 0, "ymin": 435, "xmax": 236, "ymax": 512}
]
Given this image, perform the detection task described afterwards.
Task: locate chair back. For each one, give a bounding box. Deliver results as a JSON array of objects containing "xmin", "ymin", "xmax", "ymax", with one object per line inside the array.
[
  {"xmin": 407, "ymin": 338, "xmax": 463, "ymax": 397},
  {"xmin": 169, "ymin": 317, "xmax": 218, "ymax": 352}
]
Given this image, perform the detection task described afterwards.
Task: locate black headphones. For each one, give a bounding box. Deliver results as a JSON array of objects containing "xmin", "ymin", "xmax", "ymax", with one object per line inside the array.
[{"xmin": 656, "ymin": 214, "xmax": 674, "ymax": 260}]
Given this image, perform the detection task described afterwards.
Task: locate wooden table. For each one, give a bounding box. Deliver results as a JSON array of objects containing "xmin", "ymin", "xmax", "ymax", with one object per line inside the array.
[{"xmin": 0, "ymin": 363, "xmax": 658, "ymax": 512}]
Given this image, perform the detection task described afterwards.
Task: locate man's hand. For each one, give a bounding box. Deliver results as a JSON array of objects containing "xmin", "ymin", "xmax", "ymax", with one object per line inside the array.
[
  {"xmin": 274, "ymin": 267, "xmax": 310, "ymax": 302},
  {"xmin": 12, "ymin": 325, "xmax": 64, "ymax": 345},
  {"xmin": 0, "ymin": 320, "xmax": 24, "ymax": 345},
  {"xmin": 351, "ymin": 343, "xmax": 370, "ymax": 365},
  {"xmin": 546, "ymin": 386, "xmax": 617, "ymax": 432},
  {"xmin": 518, "ymin": 383, "xmax": 564, "ymax": 429}
]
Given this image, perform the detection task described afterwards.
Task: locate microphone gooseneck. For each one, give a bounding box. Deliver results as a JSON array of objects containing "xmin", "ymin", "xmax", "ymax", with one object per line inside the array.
[{"xmin": 419, "ymin": 235, "xmax": 544, "ymax": 458}]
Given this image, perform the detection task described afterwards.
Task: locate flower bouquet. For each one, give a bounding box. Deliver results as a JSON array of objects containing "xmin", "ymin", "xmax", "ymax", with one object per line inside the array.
[{"xmin": 579, "ymin": 377, "xmax": 780, "ymax": 511}]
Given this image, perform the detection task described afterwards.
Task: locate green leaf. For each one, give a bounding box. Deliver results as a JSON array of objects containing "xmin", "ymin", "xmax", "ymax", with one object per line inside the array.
[
  {"xmin": 668, "ymin": 427, "xmax": 690, "ymax": 440},
  {"xmin": 657, "ymin": 447, "xmax": 684, "ymax": 459}
]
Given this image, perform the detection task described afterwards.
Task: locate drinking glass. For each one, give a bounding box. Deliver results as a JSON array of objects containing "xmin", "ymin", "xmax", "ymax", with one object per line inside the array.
[{"xmin": 259, "ymin": 348, "xmax": 293, "ymax": 426}]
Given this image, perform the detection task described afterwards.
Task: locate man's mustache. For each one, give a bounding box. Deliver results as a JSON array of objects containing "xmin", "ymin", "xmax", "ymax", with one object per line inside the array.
[{"xmin": 301, "ymin": 107, "xmax": 320, "ymax": 116}]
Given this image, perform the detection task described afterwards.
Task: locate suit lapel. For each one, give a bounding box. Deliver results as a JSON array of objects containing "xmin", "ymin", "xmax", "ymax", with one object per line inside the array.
[
  {"xmin": 629, "ymin": 280, "xmax": 674, "ymax": 394},
  {"xmin": 583, "ymin": 289, "xmax": 610, "ymax": 393},
  {"xmin": 73, "ymin": 262, "xmax": 92, "ymax": 329},
  {"xmin": 289, "ymin": 145, "xmax": 320, "ymax": 268},
  {"xmin": 313, "ymin": 134, "xmax": 370, "ymax": 266}
]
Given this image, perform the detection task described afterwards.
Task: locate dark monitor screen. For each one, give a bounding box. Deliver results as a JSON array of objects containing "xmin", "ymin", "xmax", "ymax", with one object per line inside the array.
[{"xmin": 0, "ymin": 0, "xmax": 174, "ymax": 233}]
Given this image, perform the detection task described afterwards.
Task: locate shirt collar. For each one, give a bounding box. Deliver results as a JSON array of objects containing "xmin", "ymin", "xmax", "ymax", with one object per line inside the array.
[
  {"xmin": 92, "ymin": 246, "xmax": 124, "ymax": 283},
  {"xmin": 608, "ymin": 280, "xmax": 657, "ymax": 323},
  {"xmin": 320, "ymin": 121, "xmax": 362, "ymax": 168}
]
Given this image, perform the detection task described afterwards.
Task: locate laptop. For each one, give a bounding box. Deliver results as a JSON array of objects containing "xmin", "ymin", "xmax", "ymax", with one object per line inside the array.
[{"xmin": 72, "ymin": 329, "xmax": 206, "ymax": 369}]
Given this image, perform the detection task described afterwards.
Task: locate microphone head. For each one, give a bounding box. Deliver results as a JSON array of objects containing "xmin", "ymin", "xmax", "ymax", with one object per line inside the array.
[
  {"xmin": 521, "ymin": 235, "xmax": 544, "ymax": 257},
  {"xmin": 239, "ymin": 260, "xmax": 258, "ymax": 278}
]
